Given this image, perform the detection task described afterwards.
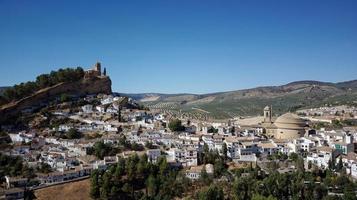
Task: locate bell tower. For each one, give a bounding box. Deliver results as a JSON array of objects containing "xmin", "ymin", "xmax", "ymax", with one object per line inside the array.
[
  {"xmin": 94, "ymin": 62, "xmax": 102, "ymax": 76},
  {"xmin": 264, "ymin": 106, "xmax": 272, "ymax": 123}
]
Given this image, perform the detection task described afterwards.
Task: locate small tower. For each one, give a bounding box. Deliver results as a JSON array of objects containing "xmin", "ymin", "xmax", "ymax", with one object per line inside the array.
[
  {"xmin": 94, "ymin": 62, "xmax": 102, "ymax": 76},
  {"xmin": 264, "ymin": 105, "xmax": 272, "ymax": 123},
  {"xmin": 103, "ymin": 67, "xmax": 107, "ymax": 76}
]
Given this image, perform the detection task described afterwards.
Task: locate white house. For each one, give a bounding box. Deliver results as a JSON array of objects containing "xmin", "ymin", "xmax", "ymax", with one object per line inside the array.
[
  {"xmin": 81, "ymin": 104, "xmax": 93, "ymax": 113},
  {"xmin": 185, "ymin": 164, "xmax": 214, "ymax": 180},
  {"xmin": 147, "ymin": 149, "xmax": 161, "ymax": 163},
  {"xmin": 306, "ymin": 146, "xmax": 333, "ymax": 169}
]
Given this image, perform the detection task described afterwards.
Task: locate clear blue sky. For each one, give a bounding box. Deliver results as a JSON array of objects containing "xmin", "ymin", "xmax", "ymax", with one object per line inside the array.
[{"xmin": 0, "ymin": 0, "xmax": 356, "ymax": 94}]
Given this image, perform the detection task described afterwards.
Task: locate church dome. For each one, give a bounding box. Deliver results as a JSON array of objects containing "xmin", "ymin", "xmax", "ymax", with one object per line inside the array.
[{"xmin": 274, "ymin": 113, "xmax": 306, "ymax": 129}]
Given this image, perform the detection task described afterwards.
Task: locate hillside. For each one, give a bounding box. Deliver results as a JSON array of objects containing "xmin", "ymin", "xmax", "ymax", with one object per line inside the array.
[
  {"xmin": 123, "ymin": 80, "xmax": 357, "ymax": 119},
  {"xmin": 34, "ymin": 179, "xmax": 91, "ymax": 200},
  {"xmin": 0, "ymin": 63, "xmax": 112, "ymax": 123}
]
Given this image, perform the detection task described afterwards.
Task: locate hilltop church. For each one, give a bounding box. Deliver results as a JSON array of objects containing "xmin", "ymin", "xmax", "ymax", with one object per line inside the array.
[
  {"xmin": 261, "ymin": 106, "xmax": 307, "ymax": 140},
  {"xmin": 84, "ymin": 62, "xmax": 107, "ymax": 79}
]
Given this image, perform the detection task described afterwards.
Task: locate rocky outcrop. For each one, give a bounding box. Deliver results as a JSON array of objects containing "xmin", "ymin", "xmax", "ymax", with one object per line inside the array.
[{"xmin": 0, "ymin": 76, "xmax": 111, "ymax": 122}]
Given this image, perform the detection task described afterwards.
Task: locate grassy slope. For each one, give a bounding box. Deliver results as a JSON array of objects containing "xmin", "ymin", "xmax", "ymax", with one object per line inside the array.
[{"xmin": 34, "ymin": 179, "xmax": 91, "ymax": 200}]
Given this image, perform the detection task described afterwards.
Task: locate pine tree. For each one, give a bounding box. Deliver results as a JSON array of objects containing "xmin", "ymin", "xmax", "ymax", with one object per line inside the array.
[
  {"xmin": 200, "ymin": 167, "xmax": 212, "ymax": 185},
  {"xmin": 328, "ymin": 156, "xmax": 336, "ymax": 170},
  {"xmin": 118, "ymin": 106, "xmax": 121, "ymax": 122},
  {"xmin": 222, "ymin": 143, "xmax": 228, "ymax": 161},
  {"xmin": 146, "ymin": 174, "xmax": 157, "ymax": 197},
  {"xmin": 337, "ymin": 157, "xmax": 343, "ymax": 172},
  {"xmin": 90, "ymin": 170, "xmax": 100, "ymax": 199}
]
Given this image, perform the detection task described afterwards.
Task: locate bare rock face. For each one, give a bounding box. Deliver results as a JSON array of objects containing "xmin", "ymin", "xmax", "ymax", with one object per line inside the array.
[{"xmin": 0, "ymin": 76, "xmax": 112, "ymax": 123}]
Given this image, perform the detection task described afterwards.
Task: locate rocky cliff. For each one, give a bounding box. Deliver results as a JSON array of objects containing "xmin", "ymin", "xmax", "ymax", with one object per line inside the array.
[{"xmin": 0, "ymin": 76, "xmax": 111, "ymax": 123}]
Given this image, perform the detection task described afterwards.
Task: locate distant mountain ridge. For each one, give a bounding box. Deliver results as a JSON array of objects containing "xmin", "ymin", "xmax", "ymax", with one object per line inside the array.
[{"xmin": 121, "ymin": 80, "xmax": 357, "ymax": 119}]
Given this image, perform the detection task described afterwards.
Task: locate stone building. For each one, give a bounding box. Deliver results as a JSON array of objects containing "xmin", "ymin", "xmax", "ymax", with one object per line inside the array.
[
  {"xmin": 262, "ymin": 106, "xmax": 307, "ymax": 140},
  {"xmin": 84, "ymin": 62, "xmax": 102, "ymax": 79}
]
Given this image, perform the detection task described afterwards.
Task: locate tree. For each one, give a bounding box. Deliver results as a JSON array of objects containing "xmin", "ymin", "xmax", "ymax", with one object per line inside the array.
[
  {"xmin": 66, "ymin": 128, "xmax": 82, "ymax": 139},
  {"xmin": 158, "ymin": 157, "xmax": 169, "ymax": 177},
  {"xmin": 3, "ymin": 67, "xmax": 84, "ymax": 102},
  {"xmin": 295, "ymin": 157, "xmax": 305, "ymax": 172},
  {"xmin": 197, "ymin": 184, "xmax": 224, "ymax": 200},
  {"xmin": 118, "ymin": 106, "xmax": 121, "ymax": 122},
  {"xmin": 100, "ymin": 172, "xmax": 111, "ymax": 199},
  {"xmin": 131, "ymin": 142, "xmax": 144, "ymax": 151},
  {"xmin": 336, "ymin": 157, "xmax": 343, "ymax": 172},
  {"xmin": 200, "ymin": 167, "xmax": 212, "ymax": 185},
  {"xmin": 313, "ymin": 184, "xmax": 328, "ymax": 200},
  {"xmin": 231, "ymin": 126, "xmax": 236, "ymax": 134},
  {"xmin": 213, "ymin": 157, "xmax": 226, "ymax": 178},
  {"xmin": 60, "ymin": 93, "xmax": 70, "ymax": 102},
  {"xmin": 252, "ymin": 194, "xmax": 277, "ymax": 200},
  {"xmin": 168, "ymin": 119, "xmax": 185, "ymax": 132},
  {"xmin": 0, "ymin": 131, "xmax": 12, "ymax": 144},
  {"xmin": 90, "ymin": 170, "xmax": 100, "ymax": 199},
  {"xmin": 37, "ymin": 162, "xmax": 52, "ymax": 173},
  {"xmin": 145, "ymin": 141, "xmax": 155, "ymax": 149},
  {"xmin": 343, "ymin": 182, "xmax": 356, "ymax": 200},
  {"xmin": 233, "ymin": 176, "xmax": 253, "ymax": 200},
  {"xmin": 328, "ymin": 156, "xmax": 336, "ymax": 170},
  {"xmin": 289, "ymin": 153, "xmax": 299, "ymax": 162},
  {"xmin": 203, "ymin": 143, "xmax": 209, "ymax": 155},
  {"xmin": 36, "ymin": 74, "xmax": 51, "ymax": 88},
  {"xmin": 137, "ymin": 154, "xmax": 148, "ymax": 176},
  {"xmin": 24, "ymin": 189, "xmax": 36, "ymax": 200},
  {"xmin": 119, "ymin": 135, "xmax": 127, "ymax": 146},
  {"xmin": 146, "ymin": 174, "xmax": 157, "ymax": 197},
  {"xmin": 222, "ymin": 143, "xmax": 228, "ymax": 161},
  {"xmin": 114, "ymin": 158, "xmax": 125, "ymax": 178},
  {"xmin": 187, "ymin": 119, "xmax": 191, "ymax": 126},
  {"xmin": 92, "ymin": 141, "xmax": 114, "ymax": 159},
  {"xmin": 207, "ymin": 126, "xmax": 218, "ymax": 133}
]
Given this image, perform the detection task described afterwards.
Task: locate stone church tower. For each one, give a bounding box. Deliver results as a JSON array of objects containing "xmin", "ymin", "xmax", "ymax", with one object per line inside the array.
[
  {"xmin": 94, "ymin": 62, "xmax": 101, "ymax": 76},
  {"xmin": 264, "ymin": 105, "xmax": 272, "ymax": 123}
]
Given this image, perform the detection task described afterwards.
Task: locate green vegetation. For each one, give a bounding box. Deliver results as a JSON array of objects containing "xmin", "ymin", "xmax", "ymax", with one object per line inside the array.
[
  {"xmin": 87, "ymin": 141, "xmax": 119, "ymax": 160},
  {"xmin": 312, "ymin": 119, "xmax": 357, "ymax": 130},
  {"xmin": 0, "ymin": 131, "xmax": 12, "ymax": 145},
  {"xmin": 90, "ymin": 150, "xmax": 357, "ymax": 199},
  {"xmin": 145, "ymin": 141, "xmax": 156, "ymax": 149},
  {"xmin": 60, "ymin": 93, "xmax": 70, "ymax": 102},
  {"xmin": 168, "ymin": 118, "xmax": 185, "ymax": 132},
  {"xmin": 60, "ymin": 128, "xmax": 83, "ymax": 139},
  {"xmin": 268, "ymin": 152, "xmax": 288, "ymax": 161},
  {"xmin": 207, "ymin": 126, "xmax": 218, "ymax": 133},
  {"xmin": 0, "ymin": 153, "xmax": 35, "ymax": 183},
  {"xmin": 87, "ymin": 138, "xmax": 144, "ymax": 160},
  {"xmin": 118, "ymin": 136, "xmax": 145, "ymax": 151},
  {"xmin": 90, "ymin": 154, "xmax": 190, "ymax": 200},
  {"xmin": 196, "ymin": 184, "xmax": 224, "ymax": 200},
  {"xmin": 230, "ymin": 165, "xmax": 356, "ymax": 200},
  {"xmin": 36, "ymin": 162, "xmax": 53, "ymax": 174},
  {"xmin": 1, "ymin": 67, "xmax": 84, "ymax": 103}
]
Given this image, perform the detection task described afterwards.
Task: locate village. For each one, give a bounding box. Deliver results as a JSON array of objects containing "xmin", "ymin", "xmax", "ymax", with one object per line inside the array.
[{"xmin": 1, "ymin": 87, "xmax": 357, "ymax": 199}]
